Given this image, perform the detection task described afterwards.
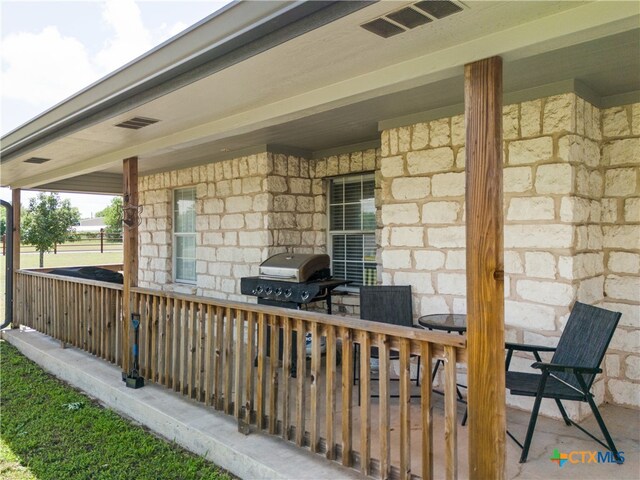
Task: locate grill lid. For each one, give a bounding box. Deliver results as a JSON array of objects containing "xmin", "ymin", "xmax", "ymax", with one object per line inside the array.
[{"xmin": 259, "ymin": 253, "xmax": 330, "ymax": 283}]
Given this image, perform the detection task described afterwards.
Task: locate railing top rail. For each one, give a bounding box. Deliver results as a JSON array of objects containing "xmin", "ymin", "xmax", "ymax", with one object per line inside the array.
[
  {"xmin": 16, "ymin": 269, "xmax": 124, "ymax": 290},
  {"xmin": 19, "ymin": 264, "xmax": 123, "ymax": 273},
  {"xmin": 131, "ymin": 285, "xmax": 466, "ymax": 349}
]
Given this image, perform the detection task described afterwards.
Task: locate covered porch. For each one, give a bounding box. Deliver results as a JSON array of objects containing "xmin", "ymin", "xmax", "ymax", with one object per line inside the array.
[{"xmin": 2, "ymin": 2, "xmax": 639, "ymax": 479}]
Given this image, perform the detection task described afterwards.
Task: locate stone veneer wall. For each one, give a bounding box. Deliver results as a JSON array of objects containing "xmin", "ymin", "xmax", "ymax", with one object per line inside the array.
[
  {"xmin": 600, "ymin": 104, "xmax": 640, "ymax": 407},
  {"xmin": 138, "ymin": 148, "xmax": 379, "ymax": 310},
  {"xmin": 136, "ymin": 93, "xmax": 638, "ymax": 413},
  {"xmin": 138, "ymin": 153, "xmax": 273, "ymax": 301},
  {"xmin": 379, "ymin": 94, "xmax": 639, "ymax": 414},
  {"xmin": 266, "ymin": 153, "xmax": 318, "ymax": 255}
]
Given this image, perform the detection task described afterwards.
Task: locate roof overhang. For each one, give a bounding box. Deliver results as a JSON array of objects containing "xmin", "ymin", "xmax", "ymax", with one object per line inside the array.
[{"xmin": 2, "ymin": 0, "xmax": 639, "ymax": 193}]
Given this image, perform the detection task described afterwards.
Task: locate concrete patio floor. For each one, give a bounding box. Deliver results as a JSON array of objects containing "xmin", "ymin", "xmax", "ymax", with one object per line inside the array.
[{"xmin": 3, "ymin": 328, "xmax": 638, "ymax": 480}]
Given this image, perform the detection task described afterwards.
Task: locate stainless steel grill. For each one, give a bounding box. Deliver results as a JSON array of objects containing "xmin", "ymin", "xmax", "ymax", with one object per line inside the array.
[
  {"xmin": 258, "ymin": 253, "xmax": 330, "ymax": 282},
  {"xmin": 240, "ymin": 253, "xmax": 348, "ymax": 313}
]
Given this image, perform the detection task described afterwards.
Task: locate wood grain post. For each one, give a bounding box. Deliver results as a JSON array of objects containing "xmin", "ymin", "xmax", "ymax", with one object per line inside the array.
[
  {"xmin": 465, "ymin": 56, "xmax": 505, "ymax": 479},
  {"xmin": 122, "ymin": 157, "xmax": 138, "ymax": 373},
  {"xmin": 12, "ymin": 188, "xmax": 21, "ymax": 328}
]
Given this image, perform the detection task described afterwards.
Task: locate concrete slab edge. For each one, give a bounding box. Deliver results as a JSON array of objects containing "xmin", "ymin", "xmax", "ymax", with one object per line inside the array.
[{"xmin": 1, "ymin": 329, "xmax": 362, "ymax": 480}]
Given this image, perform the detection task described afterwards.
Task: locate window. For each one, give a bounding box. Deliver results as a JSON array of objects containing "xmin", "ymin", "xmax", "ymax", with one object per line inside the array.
[
  {"xmin": 329, "ymin": 174, "xmax": 377, "ymax": 286},
  {"xmin": 173, "ymin": 187, "xmax": 196, "ymax": 283}
]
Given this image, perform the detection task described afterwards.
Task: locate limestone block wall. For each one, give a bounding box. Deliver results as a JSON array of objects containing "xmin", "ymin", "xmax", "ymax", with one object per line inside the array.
[
  {"xmin": 379, "ymin": 94, "xmax": 640, "ymax": 413},
  {"xmin": 379, "ymin": 116, "xmax": 467, "ymax": 317},
  {"xmin": 137, "ymin": 148, "xmax": 379, "ymax": 311},
  {"xmin": 138, "ymin": 153, "xmax": 273, "ymax": 301},
  {"xmin": 600, "ymin": 103, "xmax": 640, "ymax": 407},
  {"xmin": 265, "ymin": 153, "xmax": 320, "ymax": 255}
]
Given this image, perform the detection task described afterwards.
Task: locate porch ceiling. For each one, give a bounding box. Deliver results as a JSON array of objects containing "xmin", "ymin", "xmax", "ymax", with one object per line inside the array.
[{"xmin": 1, "ymin": 0, "xmax": 639, "ymax": 193}]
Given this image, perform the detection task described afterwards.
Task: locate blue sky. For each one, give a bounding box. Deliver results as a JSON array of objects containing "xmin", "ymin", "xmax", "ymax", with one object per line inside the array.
[{"xmin": 1, "ymin": 0, "xmax": 232, "ymax": 217}]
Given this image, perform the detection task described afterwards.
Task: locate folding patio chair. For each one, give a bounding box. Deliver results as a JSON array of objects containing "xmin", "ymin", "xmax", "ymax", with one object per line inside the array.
[
  {"xmin": 354, "ymin": 285, "xmax": 420, "ymax": 405},
  {"xmin": 505, "ymin": 301, "xmax": 623, "ymax": 463}
]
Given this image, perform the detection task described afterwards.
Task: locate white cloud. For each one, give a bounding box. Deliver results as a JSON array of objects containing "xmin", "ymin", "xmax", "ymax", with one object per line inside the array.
[
  {"xmin": 1, "ymin": 0, "xmax": 214, "ymax": 133},
  {"xmin": 1, "ymin": 26, "xmax": 98, "ymax": 106},
  {"xmin": 94, "ymin": 0, "xmax": 153, "ymax": 72}
]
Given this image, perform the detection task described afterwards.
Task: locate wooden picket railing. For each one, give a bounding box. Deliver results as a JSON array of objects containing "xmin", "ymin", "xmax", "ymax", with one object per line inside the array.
[
  {"xmin": 15, "ymin": 270, "xmax": 467, "ymax": 480},
  {"xmin": 15, "ymin": 269, "xmax": 123, "ymax": 365}
]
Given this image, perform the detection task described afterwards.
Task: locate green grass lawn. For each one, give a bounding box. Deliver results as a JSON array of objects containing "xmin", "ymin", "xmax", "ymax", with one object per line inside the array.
[
  {"xmin": 0, "ymin": 341, "xmax": 233, "ymax": 480},
  {"xmin": 0, "ymin": 251, "xmax": 123, "ymax": 318}
]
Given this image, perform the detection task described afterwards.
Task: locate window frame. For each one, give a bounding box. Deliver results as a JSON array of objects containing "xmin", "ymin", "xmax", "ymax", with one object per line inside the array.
[
  {"xmin": 172, "ymin": 187, "xmax": 197, "ymax": 285},
  {"xmin": 327, "ymin": 173, "xmax": 377, "ymax": 290}
]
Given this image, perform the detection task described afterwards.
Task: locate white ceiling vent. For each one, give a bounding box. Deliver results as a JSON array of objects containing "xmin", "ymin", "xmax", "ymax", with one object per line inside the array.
[
  {"xmin": 361, "ymin": 1, "xmax": 464, "ymax": 38},
  {"xmin": 115, "ymin": 116, "xmax": 160, "ymax": 130}
]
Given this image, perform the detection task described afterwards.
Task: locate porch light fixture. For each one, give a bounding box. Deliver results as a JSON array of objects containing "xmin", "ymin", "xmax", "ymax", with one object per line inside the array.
[
  {"xmin": 24, "ymin": 157, "xmax": 51, "ymax": 164},
  {"xmin": 122, "ymin": 194, "xmax": 143, "ymax": 229},
  {"xmin": 361, "ymin": 0, "xmax": 463, "ymax": 38},
  {"xmin": 114, "ymin": 116, "xmax": 160, "ymax": 130}
]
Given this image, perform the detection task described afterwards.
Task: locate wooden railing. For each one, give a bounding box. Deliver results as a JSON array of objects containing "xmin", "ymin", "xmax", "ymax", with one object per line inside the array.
[
  {"xmin": 15, "ymin": 269, "xmax": 123, "ymax": 366},
  {"xmin": 15, "ymin": 271, "xmax": 467, "ymax": 480}
]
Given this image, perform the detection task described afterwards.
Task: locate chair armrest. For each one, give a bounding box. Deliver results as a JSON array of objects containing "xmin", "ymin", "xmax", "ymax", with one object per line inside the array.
[
  {"xmin": 505, "ymin": 342, "xmax": 557, "ymax": 370},
  {"xmin": 505, "ymin": 342, "xmax": 556, "ymax": 353},
  {"xmin": 530, "ymin": 362, "xmax": 602, "ymax": 375}
]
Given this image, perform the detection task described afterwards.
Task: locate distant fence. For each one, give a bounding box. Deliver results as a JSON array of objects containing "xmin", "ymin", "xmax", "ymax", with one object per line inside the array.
[{"xmin": 1, "ymin": 229, "xmax": 123, "ymax": 256}]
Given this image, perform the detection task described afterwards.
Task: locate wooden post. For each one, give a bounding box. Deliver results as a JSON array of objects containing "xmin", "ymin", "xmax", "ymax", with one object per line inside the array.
[
  {"xmin": 465, "ymin": 56, "xmax": 505, "ymax": 479},
  {"xmin": 100, "ymin": 228, "xmax": 105, "ymax": 253},
  {"xmin": 122, "ymin": 157, "xmax": 138, "ymax": 373},
  {"xmin": 12, "ymin": 188, "xmax": 21, "ymax": 328}
]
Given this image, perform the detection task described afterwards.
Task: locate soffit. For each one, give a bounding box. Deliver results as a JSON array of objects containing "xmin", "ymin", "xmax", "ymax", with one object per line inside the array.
[{"xmin": 2, "ymin": 0, "xmax": 639, "ymax": 189}]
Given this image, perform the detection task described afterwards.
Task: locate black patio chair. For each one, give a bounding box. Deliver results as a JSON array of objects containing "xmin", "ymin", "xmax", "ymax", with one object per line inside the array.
[
  {"xmin": 505, "ymin": 301, "xmax": 623, "ymax": 464},
  {"xmin": 354, "ymin": 285, "xmax": 420, "ymax": 405}
]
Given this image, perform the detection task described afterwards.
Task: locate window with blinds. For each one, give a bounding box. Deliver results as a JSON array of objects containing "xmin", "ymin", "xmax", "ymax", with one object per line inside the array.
[
  {"xmin": 173, "ymin": 187, "xmax": 197, "ymax": 283},
  {"xmin": 329, "ymin": 173, "xmax": 377, "ymax": 286}
]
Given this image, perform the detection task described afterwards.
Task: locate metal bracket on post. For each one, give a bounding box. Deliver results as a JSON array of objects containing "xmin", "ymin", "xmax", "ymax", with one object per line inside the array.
[{"xmin": 124, "ymin": 313, "xmax": 144, "ymax": 389}]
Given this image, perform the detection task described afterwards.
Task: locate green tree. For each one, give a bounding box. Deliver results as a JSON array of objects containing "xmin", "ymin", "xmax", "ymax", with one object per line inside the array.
[
  {"xmin": 22, "ymin": 193, "xmax": 81, "ymax": 267},
  {"xmin": 96, "ymin": 197, "xmax": 123, "ymax": 242},
  {"xmin": 0, "ymin": 208, "xmax": 5, "ymax": 237}
]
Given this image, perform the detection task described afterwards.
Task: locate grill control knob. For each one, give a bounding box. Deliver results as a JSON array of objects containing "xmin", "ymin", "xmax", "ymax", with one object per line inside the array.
[
  {"xmin": 301, "ymin": 290, "xmax": 310, "ymax": 301},
  {"xmin": 284, "ymin": 288, "xmax": 292, "ymax": 298},
  {"xmin": 265, "ymin": 287, "xmax": 273, "ymax": 295},
  {"xmin": 256, "ymin": 286, "xmax": 263, "ymax": 294},
  {"xmin": 275, "ymin": 288, "xmax": 283, "ymax": 296}
]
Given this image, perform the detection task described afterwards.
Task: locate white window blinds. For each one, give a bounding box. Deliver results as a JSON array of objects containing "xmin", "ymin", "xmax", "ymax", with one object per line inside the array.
[
  {"xmin": 173, "ymin": 187, "xmax": 196, "ymax": 283},
  {"xmin": 329, "ymin": 174, "xmax": 377, "ymax": 285}
]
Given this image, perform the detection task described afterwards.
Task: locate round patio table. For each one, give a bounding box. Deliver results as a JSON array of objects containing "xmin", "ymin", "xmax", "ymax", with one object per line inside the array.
[{"xmin": 418, "ymin": 313, "xmax": 467, "ymax": 334}]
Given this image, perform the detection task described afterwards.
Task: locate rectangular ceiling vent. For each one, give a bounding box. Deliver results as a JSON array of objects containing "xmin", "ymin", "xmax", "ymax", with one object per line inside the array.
[
  {"xmin": 414, "ymin": 0, "xmax": 463, "ymax": 19},
  {"xmin": 361, "ymin": 17, "xmax": 405, "ymax": 38},
  {"xmin": 361, "ymin": 0, "xmax": 463, "ymax": 38},
  {"xmin": 24, "ymin": 157, "xmax": 51, "ymax": 164},
  {"xmin": 115, "ymin": 116, "xmax": 160, "ymax": 130}
]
